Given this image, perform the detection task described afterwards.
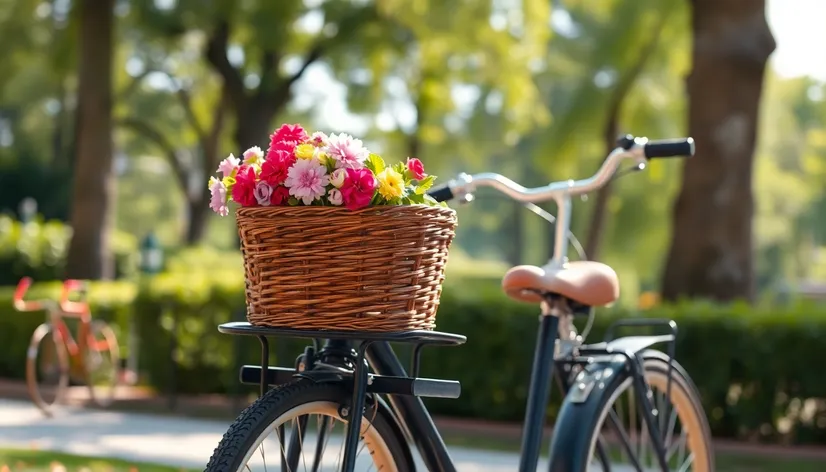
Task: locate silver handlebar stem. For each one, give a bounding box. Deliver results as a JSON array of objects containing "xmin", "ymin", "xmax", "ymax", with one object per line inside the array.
[{"xmin": 447, "ymin": 141, "xmax": 649, "ymax": 267}]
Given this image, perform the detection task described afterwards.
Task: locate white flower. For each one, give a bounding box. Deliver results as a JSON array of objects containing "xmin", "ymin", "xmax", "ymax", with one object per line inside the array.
[
  {"xmin": 328, "ymin": 188, "xmax": 343, "ymax": 206},
  {"xmin": 243, "ymin": 146, "xmax": 264, "ymax": 165}
]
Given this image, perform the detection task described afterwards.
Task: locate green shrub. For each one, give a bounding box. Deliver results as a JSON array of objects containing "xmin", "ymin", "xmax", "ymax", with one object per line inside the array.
[
  {"xmin": 0, "ymin": 215, "xmax": 139, "ymax": 284},
  {"xmin": 1, "ymin": 272, "xmax": 826, "ymax": 445}
]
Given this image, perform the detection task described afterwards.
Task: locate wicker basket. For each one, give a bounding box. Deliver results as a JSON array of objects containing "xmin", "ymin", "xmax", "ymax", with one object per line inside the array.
[{"xmin": 236, "ymin": 205, "xmax": 458, "ymax": 332}]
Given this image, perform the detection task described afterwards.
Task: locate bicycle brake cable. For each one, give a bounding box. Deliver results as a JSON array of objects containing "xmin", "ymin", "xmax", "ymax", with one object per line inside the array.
[{"xmin": 521, "ymin": 202, "xmax": 588, "ymax": 262}]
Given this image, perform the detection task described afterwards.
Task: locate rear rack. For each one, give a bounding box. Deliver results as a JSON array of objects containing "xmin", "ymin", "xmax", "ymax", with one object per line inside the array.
[{"xmin": 218, "ymin": 320, "xmax": 466, "ymax": 471}]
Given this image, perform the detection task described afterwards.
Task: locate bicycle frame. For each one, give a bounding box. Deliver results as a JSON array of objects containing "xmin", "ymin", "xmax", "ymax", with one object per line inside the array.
[{"xmin": 366, "ymin": 313, "xmax": 561, "ymax": 472}]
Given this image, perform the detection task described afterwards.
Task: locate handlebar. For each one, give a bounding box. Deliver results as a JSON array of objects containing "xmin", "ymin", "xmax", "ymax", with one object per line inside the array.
[
  {"xmin": 12, "ymin": 277, "xmax": 90, "ymax": 314},
  {"xmin": 428, "ymin": 135, "xmax": 694, "ymax": 204},
  {"xmin": 428, "ymin": 135, "xmax": 694, "ymax": 266},
  {"xmin": 12, "ymin": 277, "xmax": 45, "ymax": 312}
]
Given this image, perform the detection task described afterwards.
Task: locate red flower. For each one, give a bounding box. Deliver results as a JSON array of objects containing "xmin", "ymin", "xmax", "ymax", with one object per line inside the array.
[
  {"xmin": 270, "ymin": 185, "xmax": 291, "ymax": 206},
  {"xmin": 268, "ymin": 139, "xmax": 298, "ymax": 155},
  {"xmin": 232, "ymin": 165, "xmax": 258, "ymax": 207},
  {"xmin": 269, "ymin": 124, "xmax": 308, "ymax": 151},
  {"xmin": 406, "ymin": 158, "xmax": 427, "ymax": 180},
  {"xmin": 260, "ymin": 149, "xmax": 296, "ymax": 186},
  {"xmin": 340, "ymin": 168, "xmax": 377, "ymax": 210}
]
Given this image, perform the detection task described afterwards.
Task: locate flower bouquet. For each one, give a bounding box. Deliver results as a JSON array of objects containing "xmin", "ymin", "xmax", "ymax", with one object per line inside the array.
[
  {"xmin": 208, "ymin": 124, "xmax": 442, "ymax": 214},
  {"xmin": 210, "ymin": 123, "xmax": 457, "ymax": 333}
]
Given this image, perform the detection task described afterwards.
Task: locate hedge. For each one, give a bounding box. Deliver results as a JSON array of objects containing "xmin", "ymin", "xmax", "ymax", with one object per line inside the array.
[{"xmin": 1, "ymin": 273, "xmax": 826, "ymax": 446}]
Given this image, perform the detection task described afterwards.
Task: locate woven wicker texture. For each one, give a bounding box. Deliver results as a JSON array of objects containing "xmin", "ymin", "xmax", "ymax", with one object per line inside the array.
[{"xmin": 237, "ymin": 205, "xmax": 458, "ymax": 332}]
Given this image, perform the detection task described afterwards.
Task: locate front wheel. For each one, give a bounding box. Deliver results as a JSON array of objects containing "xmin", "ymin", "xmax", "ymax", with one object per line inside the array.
[
  {"xmin": 207, "ymin": 379, "xmax": 413, "ymax": 472},
  {"xmin": 26, "ymin": 323, "xmax": 70, "ymax": 416},
  {"xmin": 585, "ymin": 352, "xmax": 714, "ymax": 471}
]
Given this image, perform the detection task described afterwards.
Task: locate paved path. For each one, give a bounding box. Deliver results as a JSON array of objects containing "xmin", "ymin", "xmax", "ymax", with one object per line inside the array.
[{"xmin": 0, "ymin": 398, "xmax": 555, "ymax": 471}]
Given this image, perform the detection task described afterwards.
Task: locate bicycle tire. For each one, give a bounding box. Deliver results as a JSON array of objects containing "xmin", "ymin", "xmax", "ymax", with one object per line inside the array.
[
  {"xmin": 26, "ymin": 323, "xmax": 69, "ymax": 416},
  {"xmin": 85, "ymin": 320, "xmax": 120, "ymax": 408},
  {"xmin": 584, "ymin": 351, "xmax": 714, "ymax": 472},
  {"xmin": 206, "ymin": 379, "xmax": 414, "ymax": 472}
]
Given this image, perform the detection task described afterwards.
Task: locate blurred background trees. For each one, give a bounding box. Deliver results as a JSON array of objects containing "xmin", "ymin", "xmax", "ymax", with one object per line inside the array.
[{"xmin": 1, "ymin": 0, "xmax": 825, "ymax": 304}]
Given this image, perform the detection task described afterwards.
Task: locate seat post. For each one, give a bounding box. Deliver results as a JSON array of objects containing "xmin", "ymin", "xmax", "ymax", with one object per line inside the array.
[
  {"xmin": 517, "ymin": 299, "xmax": 561, "ymax": 472},
  {"xmin": 549, "ymin": 194, "xmax": 572, "ymax": 268}
]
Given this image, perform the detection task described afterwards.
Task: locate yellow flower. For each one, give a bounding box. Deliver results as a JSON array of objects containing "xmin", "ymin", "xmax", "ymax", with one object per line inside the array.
[
  {"xmin": 314, "ymin": 149, "xmax": 329, "ymax": 165},
  {"xmin": 222, "ymin": 176, "xmax": 236, "ymax": 190},
  {"xmin": 377, "ymin": 168, "xmax": 405, "ymax": 200},
  {"xmin": 295, "ymin": 143, "xmax": 315, "ymax": 160}
]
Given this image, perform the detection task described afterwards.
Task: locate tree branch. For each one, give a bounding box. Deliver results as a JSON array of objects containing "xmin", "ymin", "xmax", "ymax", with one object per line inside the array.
[
  {"xmin": 116, "ymin": 68, "xmax": 155, "ymax": 102},
  {"xmin": 174, "ymin": 86, "xmax": 207, "ymax": 142},
  {"xmin": 202, "ymin": 87, "xmax": 232, "ymax": 177},
  {"xmin": 204, "ymin": 20, "xmax": 246, "ymax": 111},
  {"xmin": 262, "ymin": 42, "xmax": 325, "ymax": 104},
  {"xmin": 117, "ymin": 116, "xmax": 188, "ymax": 193}
]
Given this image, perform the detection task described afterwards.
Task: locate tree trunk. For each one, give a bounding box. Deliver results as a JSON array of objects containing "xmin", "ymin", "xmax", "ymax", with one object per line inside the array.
[
  {"xmin": 661, "ymin": 0, "xmax": 775, "ymax": 302},
  {"xmin": 185, "ymin": 192, "xmax": 210, "ymax": 245},
  {"xmin": 65, "ymin": 0, "xmax": 115, "ymax": 280},
  {"xmin": 234, "ymin": 107, "xmax": 275, "ymax": 153}
]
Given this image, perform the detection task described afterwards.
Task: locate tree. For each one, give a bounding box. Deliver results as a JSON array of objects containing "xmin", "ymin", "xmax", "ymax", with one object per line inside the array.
[
  {"xmin": 118, "ymin": 69, "xmax": 230, "ymax": 245},
  {"xmin": 65, "ymin": 0, "xmax": 116, "ymax": 279},
  {"xmin": 661, "ymin": 0, "xmax": 776, "ymax": 302}
]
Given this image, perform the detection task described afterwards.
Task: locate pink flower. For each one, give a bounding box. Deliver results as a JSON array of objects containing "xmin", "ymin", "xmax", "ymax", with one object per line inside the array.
[
  {"xmin": 217, "ymin": 154, "xmax": 240, "ymax": 177},
  {"xmin": 340, "ymin": 168, "xmax": 377, "ymax": 210},
  {"xmin": 328, "ymin": 188, "xmax": 343, "ymax": 206},
  {"xmin": 406, "ymin": 158, "xmax": 427, "ymax": 180},
  {"xmin": 270, "ymin": 186, "xmax": 291, "ymax": 206},
  {"xmin": 209, "ymin": 179, "xmax": 229, "ymax": 216},
  {"xmin": 243, "ymin": 146, "xmax": 264, "ymax": 165},
  {"xmin": 267, "ymin": 139, "xmax": 297, "ymax": 155},
  {"xmin": 310, "ymin": 131, "xmax": 328, "ymax": 147},
  {"xmin": 323, "ymin": 133, "xmax": 369, "ymax": 169},
  {"xmin": 260, "ymin": 149, "xmax": 295, "ymax": 186},
  {"xmin": 269, "ymin": 124, "xmax": 308, "ymax": 151},
  {"xmin": 284, "ymin": 159, "xmax": 330, "ymax": 205},
  {"xmin": 254, "ymin": 181, "xmax": 274, "ymax": 206},
  {"xmin": 232, "ymin": 165, "xmax": 258, "ymax": 207}
]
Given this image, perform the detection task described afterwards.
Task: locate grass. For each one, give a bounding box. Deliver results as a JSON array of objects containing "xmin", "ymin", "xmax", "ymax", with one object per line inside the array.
[
  {"xmin": 439, "ymin": 431, "xmax": 826, "ymax": 472},
  {"xmin": 2, "ymin": 435, "xmax": 825, "ymax": 472},
  {"xmin": 0, "ymin": 449, "xmax": 197, "ymax": 472}
]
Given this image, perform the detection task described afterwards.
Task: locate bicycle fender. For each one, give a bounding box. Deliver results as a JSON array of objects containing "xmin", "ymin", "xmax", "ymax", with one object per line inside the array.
[
  {"xmin": 583, "ymin": 334, "xmax": 674, "ymax": 356},
  {"xmin": 547, "ymin": 357, "xmax": 628, "ymax": 472}
]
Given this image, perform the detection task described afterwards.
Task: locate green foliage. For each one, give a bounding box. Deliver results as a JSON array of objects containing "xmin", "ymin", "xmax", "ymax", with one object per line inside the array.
[
  {"xmin": 0, "ymin": 215, "xmax": 139, "ymax": 284},
  {"xmin": 2, "ymin": 266, "xmax": 826, "ymax": 444}
]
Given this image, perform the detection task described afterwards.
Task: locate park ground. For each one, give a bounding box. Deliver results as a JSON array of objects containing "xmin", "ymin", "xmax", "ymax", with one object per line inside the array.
[{"xmin": 0, "ymin": 381, "xmax": 826, "ymax": 471}]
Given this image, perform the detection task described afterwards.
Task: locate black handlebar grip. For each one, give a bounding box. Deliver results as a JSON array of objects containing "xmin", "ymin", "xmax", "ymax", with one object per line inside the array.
[
  {"xmin": 644, "ymin": 137, "xmax": 695, "ymax": 159},
  {"xmin": 428, "ymin": 184, "xmax": 454, "ymax": 203}
]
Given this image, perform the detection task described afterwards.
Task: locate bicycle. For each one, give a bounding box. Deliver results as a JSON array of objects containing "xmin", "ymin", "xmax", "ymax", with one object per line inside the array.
[
  {"xmin": 13, "ymin": 277, "xmax": 120, "ymax": 416},
  {"xmin": 207, "ymin": 135, "xmax": 713, "ymax": 472}
]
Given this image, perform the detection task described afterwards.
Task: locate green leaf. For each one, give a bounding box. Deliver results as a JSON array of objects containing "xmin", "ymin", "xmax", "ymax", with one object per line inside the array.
[
  {"xmin": 392, "ymin": 161, "xmax": 406, "ymax": 175},
  {"xmin": 423, "ymin": 194, "xmax": 441, "ymax": 206},
  {"xmin": 288, "ymin": 197, "xmax": 300, "ymax": 206},
  {"xmin": 366, "ymin": 153, "xmax": 386, "ymax": 174},
  {"xmin": 408, "ymin": 192, "xmax": 426, "ymax": 204},
  {"xmin": 414, "ymin": 175, "xmax": 436, "ymax": 194}
]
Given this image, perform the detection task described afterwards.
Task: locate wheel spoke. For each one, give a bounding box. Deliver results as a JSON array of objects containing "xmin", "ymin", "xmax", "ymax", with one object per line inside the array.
[
  {"xmin": 676, "ymin": 452, "xmax": 694, "ymax": 472},
  {"xmin": 312, "ymin": 415, "xmax": 332, "ymax": 472}
]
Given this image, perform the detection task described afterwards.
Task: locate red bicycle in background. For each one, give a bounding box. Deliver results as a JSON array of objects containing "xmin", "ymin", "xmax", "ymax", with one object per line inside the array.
[{"xmin": 13, "ymin": 277, "xmax": 120, "ymax": 416}]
